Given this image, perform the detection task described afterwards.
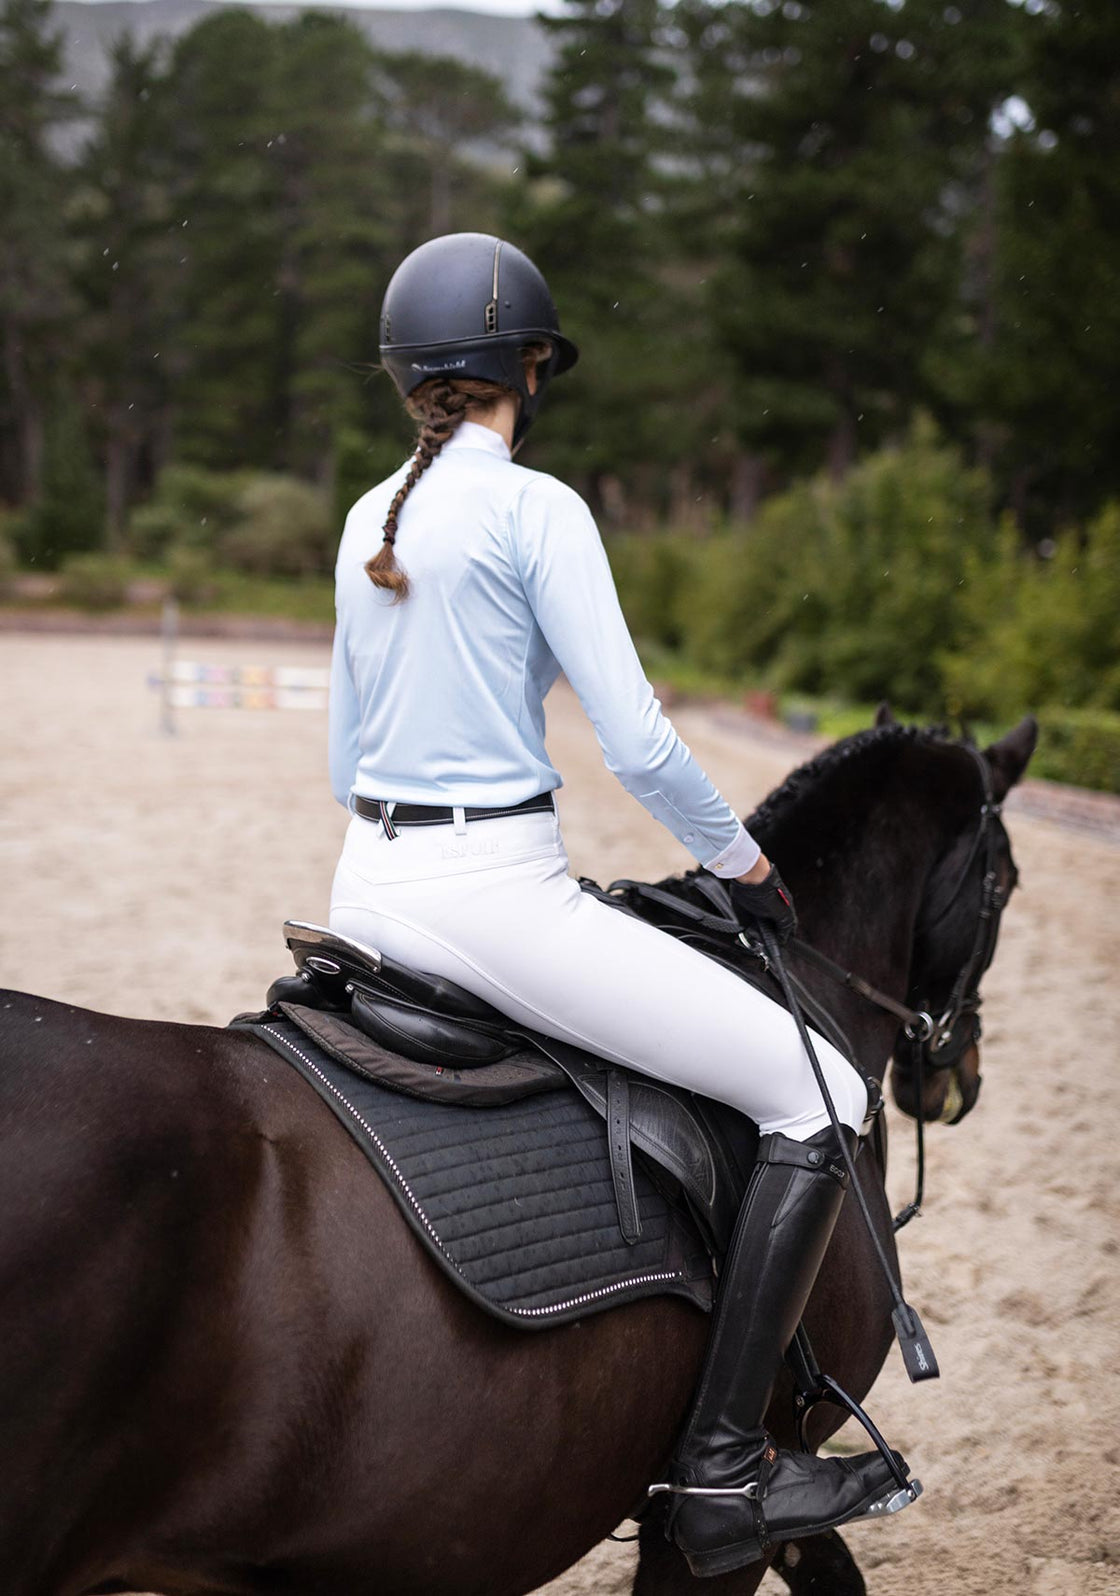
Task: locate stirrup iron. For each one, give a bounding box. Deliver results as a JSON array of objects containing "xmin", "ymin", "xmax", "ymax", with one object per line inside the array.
[{"xmin": 648, "ymin": 1481, "xmax": 758, "ymax": 1500}]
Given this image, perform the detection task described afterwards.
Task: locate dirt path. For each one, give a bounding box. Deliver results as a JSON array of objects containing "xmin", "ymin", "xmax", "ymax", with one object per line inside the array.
[{"xmin": 2, "ymin": 636, "xmax": 1117, "ymax": 1596}]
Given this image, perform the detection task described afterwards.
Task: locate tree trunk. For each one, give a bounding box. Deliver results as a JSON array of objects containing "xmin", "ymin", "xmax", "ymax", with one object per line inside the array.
[
  {"xmin": 2, "ymin": 314, "xmax": 44, "ymax": 505},
  {"xmin": 826, "ymin": 408, "xmax": 857, "ymax": 482},
  {"xmin": 104, "ymin": 423, "xmax": 132, "ymax": 554},
  {"xmin": 729, "ymin": 452, "xmax": 766, "ymax": 521}
]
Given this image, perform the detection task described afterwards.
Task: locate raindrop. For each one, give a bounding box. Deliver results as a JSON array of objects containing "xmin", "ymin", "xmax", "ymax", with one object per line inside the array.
[{"xmin": 896, "ymin": 40, "xmax": 915, "ymax": 59}]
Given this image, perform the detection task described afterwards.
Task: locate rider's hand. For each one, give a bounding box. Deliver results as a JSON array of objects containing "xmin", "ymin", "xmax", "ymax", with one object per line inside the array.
[{"xmin": 729, "ymin": 859, "xmax": 798, "ymax": 946}]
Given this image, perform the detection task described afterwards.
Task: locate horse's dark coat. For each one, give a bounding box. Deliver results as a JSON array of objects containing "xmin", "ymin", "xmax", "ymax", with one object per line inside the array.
[{"xmin": 0, "ymin": 717, "xmax": 1035, "ymax": 1596}]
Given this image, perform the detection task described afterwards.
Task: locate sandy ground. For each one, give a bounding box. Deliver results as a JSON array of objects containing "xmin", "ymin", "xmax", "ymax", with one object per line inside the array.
[{"xmin": 2, "ymin": 634, "xmax": 1118, "ymax": 1596}]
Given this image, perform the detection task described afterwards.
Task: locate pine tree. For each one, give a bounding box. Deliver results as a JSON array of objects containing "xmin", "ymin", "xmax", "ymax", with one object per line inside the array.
[
  {"xmin": 267, "ymin": 12, "xmax": 402, "ymax": 485},
  {"xmin": 981, "ymin": 1, "xmax": 1120, "ymax": 527},
  {"xmin": 0, "ymin": 0, "xmax": 79, "ymax": 509},
  {"xmin": 513, "ymin": 0, "xmax": 684, "ymax": 513},
  {"xmin": 677, "ymin": 0, "xmax": 1025, "ymax": 489},
  {"xmin": 160, "ymin": 9, "xmax": 287, "ymax": 473},
  {"xmin": 70, "ymin": 34, "xmax": 178, "ymax": 547},
  {"xmin": 375, "ymin": 50, "xmax": 520, "ymax": 238}
]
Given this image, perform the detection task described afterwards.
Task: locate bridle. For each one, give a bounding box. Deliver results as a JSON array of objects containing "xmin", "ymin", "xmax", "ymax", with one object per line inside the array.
[
  {"xmin": 594, "ymin": 742, "xmax": 1013, "ymax": 1232},
  {"xmin": 783, "ymin": 743, "xmax": 1010, "ymax": 1228}
]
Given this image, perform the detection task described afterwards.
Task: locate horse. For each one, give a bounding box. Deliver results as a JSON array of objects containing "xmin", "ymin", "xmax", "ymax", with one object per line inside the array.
[{"xmin": 0, "ymin": 712, "xmax": 1035, "ymax": 1596}]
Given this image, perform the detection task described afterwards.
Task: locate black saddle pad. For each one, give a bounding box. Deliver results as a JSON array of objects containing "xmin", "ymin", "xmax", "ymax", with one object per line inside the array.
[{"xmin": 240, "ymin": 1015, "xmax": 713, "ymax": 1328}]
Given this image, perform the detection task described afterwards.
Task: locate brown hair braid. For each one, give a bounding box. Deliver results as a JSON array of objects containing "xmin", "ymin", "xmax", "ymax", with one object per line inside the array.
[
  {"xmin": 365, "ymin": 376, "xmax": 509, "ymax": 600},
  {"xmin": 365, "ymin": 344, "xmax": 553, "ymax": 601}
]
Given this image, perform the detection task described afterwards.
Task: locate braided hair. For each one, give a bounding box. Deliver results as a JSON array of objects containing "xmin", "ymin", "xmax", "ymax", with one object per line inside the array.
[
  {"xmin": 365, "ymin": 345, "xmax": 553, "ymax": 602},
  {"xmin": 365, "ymin": 376, "xmax": 507, "ymax": 600}
]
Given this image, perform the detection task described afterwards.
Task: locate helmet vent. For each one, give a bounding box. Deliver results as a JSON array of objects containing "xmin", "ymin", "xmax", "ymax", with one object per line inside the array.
[{"xmin": 484, "ymin": 237, "xmax": 502, "ymax": 334}]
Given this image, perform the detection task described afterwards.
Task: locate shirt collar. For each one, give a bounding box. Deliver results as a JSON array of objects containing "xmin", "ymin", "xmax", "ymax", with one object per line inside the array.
[{"xmin": 442, "ymin": 420, "xmax": 512, "ymax": 461}]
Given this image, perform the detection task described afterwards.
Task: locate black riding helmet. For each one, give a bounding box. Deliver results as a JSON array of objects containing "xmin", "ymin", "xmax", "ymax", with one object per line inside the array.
[{"xmin": 379, "ymin": 233, "xmax": 579, "ymax": 447}]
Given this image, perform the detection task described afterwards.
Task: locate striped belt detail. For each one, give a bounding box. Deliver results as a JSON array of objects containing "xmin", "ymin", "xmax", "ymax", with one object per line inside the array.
[{"xmin": 353, "ymin": 790, "xmax": 555, "ymax": 839}]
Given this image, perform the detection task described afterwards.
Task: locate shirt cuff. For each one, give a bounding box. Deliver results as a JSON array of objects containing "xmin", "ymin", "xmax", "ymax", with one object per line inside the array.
[{"xmin": 704, "ymin": 823, "xmax": 761, "ymax": 880}]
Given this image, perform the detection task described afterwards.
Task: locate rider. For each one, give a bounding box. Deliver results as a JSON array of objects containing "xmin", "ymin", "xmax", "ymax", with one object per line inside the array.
[{"xmin": 327, "ymin": 232, "xmax": 912, "ymax": 1577}]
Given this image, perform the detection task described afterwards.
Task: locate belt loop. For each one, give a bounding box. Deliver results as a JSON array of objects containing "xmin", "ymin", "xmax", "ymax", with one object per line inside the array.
[
  {"xmin": 378, "ymin": 800, "xmax": 398, "ymax": 841},
  {"xmin": 452, "ymin": 805, "xmax": 467, "ymax": 836}
]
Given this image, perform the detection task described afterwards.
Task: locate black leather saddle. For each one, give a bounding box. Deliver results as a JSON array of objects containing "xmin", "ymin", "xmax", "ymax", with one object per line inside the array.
[{"xmin": 267, "ymin": 921, "xmax": 757, "ymax": 1256}]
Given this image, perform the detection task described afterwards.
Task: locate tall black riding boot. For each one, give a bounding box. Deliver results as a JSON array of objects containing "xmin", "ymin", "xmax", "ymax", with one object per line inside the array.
[{"xmin": 654, "ymin": 1124, "xmax": 911, "ymax": 1579}]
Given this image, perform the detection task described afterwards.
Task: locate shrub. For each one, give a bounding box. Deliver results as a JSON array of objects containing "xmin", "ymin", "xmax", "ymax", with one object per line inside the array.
[
  {"xmin": 128, "ymin": 503, "xmax": 188, "ymax": 563},
  {"xmin": 15, "ymin": 396, "xmax": 105, "ymax": 568},
  {"xmin": 219, "ymin": 475, "xmax": 333, "ymax": 577},
  {"xmin": 0, "ymin": 527, "xmax": 17, "ymax": 597},
  {"xmin": 606, "ymin": 533, "xmax": 697, "ymax": 652},
  {"xmin": 166, "ymin": 544, "xmax": 218, "ymax": 605},
  {"xmin": 940, "ymin": 502, "xmax": 1120, "ymax": 720},
  {"xmin": 127, "ymin": 465, "xmax": 253, "ymax": 558},
  {"xmin": 57, "ymin": 553, "xmax": 132, "ymax": 611},
  {"xmin": 1031, "ymin": 708, "xmax": 1120, "ymax": 794}
]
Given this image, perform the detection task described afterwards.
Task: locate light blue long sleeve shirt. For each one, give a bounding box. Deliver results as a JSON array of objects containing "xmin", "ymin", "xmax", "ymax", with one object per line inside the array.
[{"xmin": 329, "ymin": 421, "xmax": 760, "ymax": 877}]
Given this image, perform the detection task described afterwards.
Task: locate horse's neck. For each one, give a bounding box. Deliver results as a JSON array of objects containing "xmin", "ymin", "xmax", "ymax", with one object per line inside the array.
[{"xmin": 777, "ymin": 791, "xmax": 939, "ymax": 1055}]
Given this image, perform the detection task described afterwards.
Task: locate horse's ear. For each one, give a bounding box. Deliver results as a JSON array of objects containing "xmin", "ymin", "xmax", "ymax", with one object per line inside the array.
[
  {"xmin": 875, "ymin": 702, "xmax": 896, "ymax": 728},
  {"xmin": 983, "ymin": 716, "xmax": 1038, "ymax": 801}
]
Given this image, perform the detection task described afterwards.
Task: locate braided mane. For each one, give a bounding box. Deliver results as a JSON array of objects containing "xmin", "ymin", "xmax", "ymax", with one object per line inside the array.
[{"xmin": 746, "ymin": 722, "xmax": 953, "ymax": 838}]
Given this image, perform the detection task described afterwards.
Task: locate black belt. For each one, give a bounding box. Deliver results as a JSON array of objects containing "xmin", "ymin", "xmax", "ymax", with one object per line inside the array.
[{"xmin": 353, "ymin": 790, "xmax": 555, "ymax": 839}]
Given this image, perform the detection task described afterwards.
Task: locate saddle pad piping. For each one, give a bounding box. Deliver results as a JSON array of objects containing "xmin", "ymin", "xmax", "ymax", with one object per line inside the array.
[{"xmin": 257, "ymin": 1024, "xmax": 686, "ymax": 1319}]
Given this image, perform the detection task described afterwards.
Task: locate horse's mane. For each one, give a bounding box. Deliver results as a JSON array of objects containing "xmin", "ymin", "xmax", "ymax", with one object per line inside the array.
[{"xmin": 746, "ymin": 721, "xmax": 954, "ymax": 838}]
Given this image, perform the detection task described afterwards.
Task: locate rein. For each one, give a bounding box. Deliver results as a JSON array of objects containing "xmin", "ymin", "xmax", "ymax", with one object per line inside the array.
[{"xmin": 599, "ymin": 744, "xmax": 1007, "ymax": 1235}]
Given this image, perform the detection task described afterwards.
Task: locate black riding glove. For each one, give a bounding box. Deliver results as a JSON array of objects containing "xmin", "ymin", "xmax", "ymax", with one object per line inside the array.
[{"xmin": 729, "ymin": 865, "xmax": 798, "ymax": 946}]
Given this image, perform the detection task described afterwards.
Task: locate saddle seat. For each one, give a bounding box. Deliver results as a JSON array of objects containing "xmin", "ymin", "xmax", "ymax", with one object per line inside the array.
[
  {"xmin": 267, "ymin": 921, "xmax": 757, "ymax": 1255},
  {"xmin": 268, "ymin": 921, "xmax": 523, "ymax": 1067}
]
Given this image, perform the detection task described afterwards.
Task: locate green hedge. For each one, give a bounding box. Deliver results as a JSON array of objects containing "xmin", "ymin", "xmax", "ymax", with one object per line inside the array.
[
  {"xmin": 606, "ymin": 422, "xmax": 1120, "ymax": 790},
  {"xmin": 1031, "ymin": 708, "xmax": 1120, "ymax": 794},
  {"xmin": 56, "ymin": 553, "xmax": 133, "ymax": 611}
]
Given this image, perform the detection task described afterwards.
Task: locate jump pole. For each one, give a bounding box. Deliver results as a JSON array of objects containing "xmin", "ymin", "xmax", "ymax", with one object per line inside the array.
[{"xmin": 160, "ymin": 597, "xmax": 179, "ymax": 737}]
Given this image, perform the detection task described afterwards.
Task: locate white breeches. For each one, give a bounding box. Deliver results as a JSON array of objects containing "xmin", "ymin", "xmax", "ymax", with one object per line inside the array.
[{"xmin": 329, "ymin": 808, "xmax": 868, "ymax": 1141}]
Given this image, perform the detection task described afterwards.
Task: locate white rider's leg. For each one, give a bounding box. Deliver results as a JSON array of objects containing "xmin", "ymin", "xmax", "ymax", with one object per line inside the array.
[{"xmin": 328, "ymin": 809, "xmax": 868, "ymax": 1139}]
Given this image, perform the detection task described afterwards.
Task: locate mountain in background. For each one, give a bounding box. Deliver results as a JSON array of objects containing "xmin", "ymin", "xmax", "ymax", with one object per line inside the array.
[{"xmin": 53, "ymin": 0, "xmax": 553, "ymax": 139}]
